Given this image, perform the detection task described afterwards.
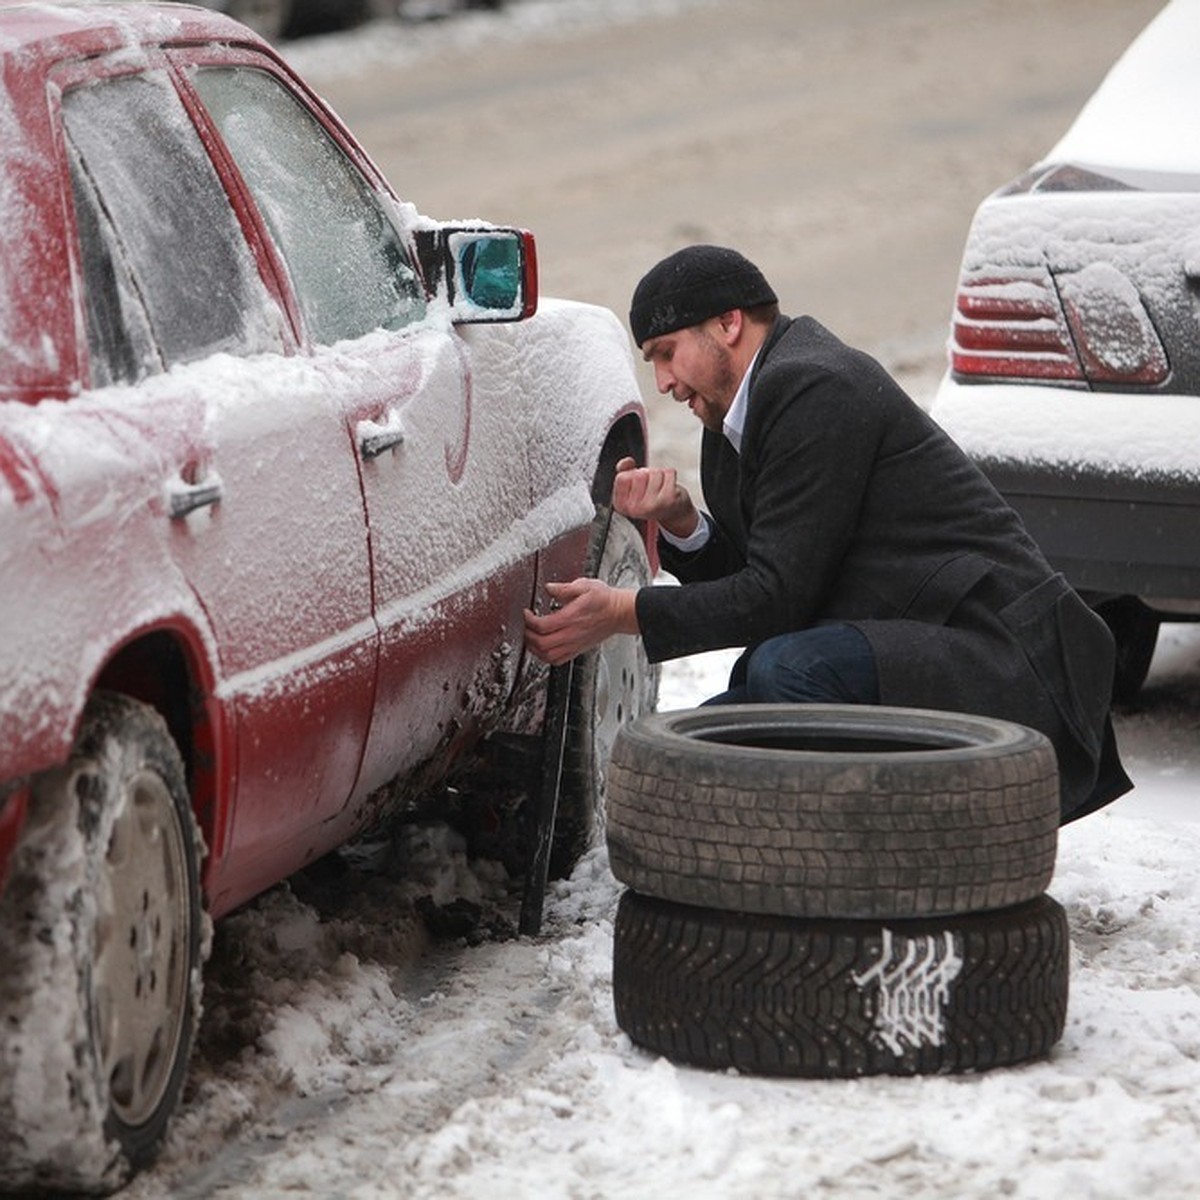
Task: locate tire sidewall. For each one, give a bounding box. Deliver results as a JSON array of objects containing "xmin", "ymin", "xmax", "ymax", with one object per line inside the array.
[
  {"xmin": 607, "ymin": 704, "xmax": 1060, "ymax": 918},
  {"xmin": 551, "ymin": 512, "xmax": 658, "ymax": 877},
  {"xmin": 0, "ymin": 693, "xmax": 203, "ymax": 1192},
  {"xmin": 86, "ymin": 696, "xmax": 204, "ymax": 1170},
  {"xmin": 626, "ymin": 703, "xmax": 1049, "ymax": 779}
]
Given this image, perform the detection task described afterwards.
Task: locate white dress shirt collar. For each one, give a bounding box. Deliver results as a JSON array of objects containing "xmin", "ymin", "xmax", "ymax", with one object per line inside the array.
[{"xmin": 722, "ymin": 346, "xmax": 762, "ymax": 453}]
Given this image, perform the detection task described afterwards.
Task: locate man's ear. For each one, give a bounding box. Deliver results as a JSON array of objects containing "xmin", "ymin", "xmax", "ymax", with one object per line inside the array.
[{"xmin": 716, "ymin": 309, "xmax": 744, "ymax": 344}]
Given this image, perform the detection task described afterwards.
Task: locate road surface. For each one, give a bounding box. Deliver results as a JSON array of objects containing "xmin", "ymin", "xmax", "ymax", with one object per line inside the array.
[{"xmin": 293, "ymin": 0, "xmax": 1163, "ymax": 489}]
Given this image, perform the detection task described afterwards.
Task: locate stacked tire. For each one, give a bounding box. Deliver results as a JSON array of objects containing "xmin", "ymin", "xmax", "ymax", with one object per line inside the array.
[{"xmin": 605, "ymin": 705, "xmax": 1068, "ymax": 1078}]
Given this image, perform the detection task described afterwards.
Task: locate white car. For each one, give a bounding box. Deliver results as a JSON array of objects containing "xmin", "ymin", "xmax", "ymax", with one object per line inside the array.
[{"xmin": 932, "ymin": 0, "xmax": 1200, "ymax": 700}]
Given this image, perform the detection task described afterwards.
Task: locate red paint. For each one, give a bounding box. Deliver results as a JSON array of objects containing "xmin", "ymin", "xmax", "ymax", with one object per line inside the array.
[{"xmin": 0, "ymin": 6, "xmax": 650, "ymax": 938}]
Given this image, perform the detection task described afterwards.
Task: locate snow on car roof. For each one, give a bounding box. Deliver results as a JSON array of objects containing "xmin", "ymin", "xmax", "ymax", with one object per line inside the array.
[
  {"xmin": 1043, "ymin": 0, "xmax": 1200, "ymax": 175},
  {"xmin": 0, "ymin": 2, "xmax": 242, "ymax": 48}
]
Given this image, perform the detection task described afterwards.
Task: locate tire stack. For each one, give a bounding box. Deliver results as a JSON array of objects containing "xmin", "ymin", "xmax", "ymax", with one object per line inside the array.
[{"xmin": 605, "ymin": 705, "xmax": 1068, "ymax": 1078}]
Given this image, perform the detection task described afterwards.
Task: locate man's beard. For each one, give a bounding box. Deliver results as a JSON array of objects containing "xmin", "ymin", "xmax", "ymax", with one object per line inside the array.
[{"xmin": 692, "ymin": 329, "xmax": 738, "ymax": 431}]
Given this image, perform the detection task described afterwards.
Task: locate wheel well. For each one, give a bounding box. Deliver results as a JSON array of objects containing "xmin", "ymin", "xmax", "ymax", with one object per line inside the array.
[
  {"xmin": 591, "ymin": 413, "xmax": 647, "ymax": 505},
  {"xmin": 93, "ymin": 632, "xmax": 217, "ymax": 847}
]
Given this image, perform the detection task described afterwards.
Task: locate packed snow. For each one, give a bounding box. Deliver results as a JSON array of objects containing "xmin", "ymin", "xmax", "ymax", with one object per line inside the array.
[{"xmin": 121, "ymin": 627, "xmax": 1200, "ymax": 1200}]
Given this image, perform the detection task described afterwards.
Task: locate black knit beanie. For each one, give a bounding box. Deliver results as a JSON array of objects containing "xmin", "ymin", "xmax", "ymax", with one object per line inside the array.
[{"xmin": 629, "ymin": 245, "xmax": 778, "ymax": 345}]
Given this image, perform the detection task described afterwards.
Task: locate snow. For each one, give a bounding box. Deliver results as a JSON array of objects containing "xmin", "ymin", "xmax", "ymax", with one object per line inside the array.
[
  {"xmin": 931, "ymin": 191, "xmax": 1200, "ymax": 477},
  {"xmin": 120, "ymin": 630, "xmax": 1200, "ymax": 1200},
  {"xmin": 931, "ymin": 383, "xmax": 1200, "ymax": 480}
]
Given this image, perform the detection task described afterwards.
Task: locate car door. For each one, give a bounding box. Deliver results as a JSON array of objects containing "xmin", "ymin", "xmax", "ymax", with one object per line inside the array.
[
  {"xmin": 59, "ymin": 61, "xmax": 378, "ymax": 909},
  {"xmin": 187, "ymin": 57, "xmax": 537, "ymax": 803}
]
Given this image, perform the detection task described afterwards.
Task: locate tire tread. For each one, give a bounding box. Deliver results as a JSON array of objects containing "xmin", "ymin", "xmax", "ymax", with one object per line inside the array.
[
  {"xmin": 613, "ymin": 890, "xmax": 1069, "ymax": 1078},
  {"xmin": 607, "ymin": 707, "xmax": 1059, "ymax": 919}
]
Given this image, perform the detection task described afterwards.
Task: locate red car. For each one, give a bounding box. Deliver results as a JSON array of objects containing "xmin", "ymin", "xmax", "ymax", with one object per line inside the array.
[{"xmin": 0, "ymin": 4, "xmax": 656, "ymax": 1192}]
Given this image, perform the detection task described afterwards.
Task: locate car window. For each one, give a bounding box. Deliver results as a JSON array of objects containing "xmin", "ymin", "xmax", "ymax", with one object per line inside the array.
[
  {"xmin": 192, "ymin": 67, "xmax": 425, "ymax": 345},
  {"xmin": 67, "ymin": 141, "xmax": 160, "ymax": 388},
  {"xmin": 63, "ymin": 70, "xmax": 282, "ymax": 387}
]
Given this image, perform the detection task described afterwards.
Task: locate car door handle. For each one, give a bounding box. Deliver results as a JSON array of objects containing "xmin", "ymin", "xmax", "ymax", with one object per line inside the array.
[
  {"xmin": 168, "ymin": 478, "xmax": 223, "ymax": 519},
  {"xmin": 358, "ymin": 417, "xmax": 406, "ymax": 460}
]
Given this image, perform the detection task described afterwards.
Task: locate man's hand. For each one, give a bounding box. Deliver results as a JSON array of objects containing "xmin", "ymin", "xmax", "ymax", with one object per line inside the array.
[
  {"xmin": 523, "ymin": 579, "xmax": 639, "ymax": 666},
  {"xmin": 612, "ymin": 456, "xmax": 700, "ymax": 540}
]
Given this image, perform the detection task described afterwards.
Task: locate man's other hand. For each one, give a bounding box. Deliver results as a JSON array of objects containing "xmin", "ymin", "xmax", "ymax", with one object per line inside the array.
[{"xmin": 612, "ymin": 456, "xmax": 700, "ymax": 539}]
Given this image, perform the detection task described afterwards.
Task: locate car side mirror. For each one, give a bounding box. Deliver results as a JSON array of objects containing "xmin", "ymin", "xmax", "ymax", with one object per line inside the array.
[{"xmin": 414, "ymin": 225, "xmax": 538, "ymax": 323}]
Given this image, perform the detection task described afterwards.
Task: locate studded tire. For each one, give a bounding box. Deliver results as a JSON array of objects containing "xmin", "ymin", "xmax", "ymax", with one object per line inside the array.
[{"xmin": 612, "ymin": 889, "xmax": 1069, "ymax": 1078}]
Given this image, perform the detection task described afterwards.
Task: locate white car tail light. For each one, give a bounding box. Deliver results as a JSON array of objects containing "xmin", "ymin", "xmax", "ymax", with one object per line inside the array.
[
  {"xmin": 951, "ymin": 268, "xmax": 1084, "ymax": 382},
  {"xmin": 951, "ymin": 264, "xmax": 1168, "ymax": 386}
]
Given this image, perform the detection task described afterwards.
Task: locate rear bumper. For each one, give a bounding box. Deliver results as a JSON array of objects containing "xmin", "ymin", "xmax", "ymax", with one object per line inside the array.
[
  {"xmin": 932, "ymin": 376, "xmax": 1200, "ymax": 605},
  {"xmin": 978, "ymin": 459, "xmax": 1200, "ymax": 603}
]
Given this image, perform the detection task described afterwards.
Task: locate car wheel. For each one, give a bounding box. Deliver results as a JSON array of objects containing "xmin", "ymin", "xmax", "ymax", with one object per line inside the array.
[
  {"xmin": 0, "ymin": 692, "xmax": 204, "ymax": 1195},
  {"xmin": 550, "ymin": 511, "xmax": 659, "ymax": 878},
  {"xmin": 606, "ymin": 705, "xmax": 1059, "ymax": 919},
  {"xmin": 1095, "ymin": 595, "xmax": 1160, "ymax": 704},
  {"xmin": 613, "ymin": 889, "xmax": 1068, "ymax": 1078},
  {"xmin": 222, "ymin": 0, "xmax": 292, "ymax": 39}
]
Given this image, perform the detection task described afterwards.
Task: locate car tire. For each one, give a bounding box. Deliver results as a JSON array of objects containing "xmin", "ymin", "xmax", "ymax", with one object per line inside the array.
[
  {"xmin": 1095, "ymin": 595, "xmax": 1159, "ymax": 704},
  {"xmin": 606, "ymin": 705, "xmax": 1059, "ymax": 919},
  {"xmin": 0, "ymin": 692, "xmax": 204, "ymax": 1195},
  {"xmin": 550, "ymin": 511, "xmax": 659, "ymax": 878},
  {"xmin": 612, "ymin": 889, "xmax": 1069, "ymax": 1078}
]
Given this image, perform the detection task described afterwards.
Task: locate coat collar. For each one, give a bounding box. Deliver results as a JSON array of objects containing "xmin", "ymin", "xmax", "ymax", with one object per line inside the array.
[{"xmin": 747, "ymin": 313, "xmax": 793, "ymax": 394}]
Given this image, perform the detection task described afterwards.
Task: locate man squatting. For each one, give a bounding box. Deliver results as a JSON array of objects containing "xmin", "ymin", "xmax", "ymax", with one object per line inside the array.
[{"xmin": 523, "ymin": 245, "xmax": 1132, "ymax": 822}]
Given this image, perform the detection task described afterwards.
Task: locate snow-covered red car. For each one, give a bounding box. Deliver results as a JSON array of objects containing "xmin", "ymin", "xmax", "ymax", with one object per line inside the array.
[
  {"xmin": 931, "ymin": 0, "xmax": 1200, "ymax": 702},
  {"xmin": 0, "ymin": 3, "xmax": 655, "ymax": 1192}
]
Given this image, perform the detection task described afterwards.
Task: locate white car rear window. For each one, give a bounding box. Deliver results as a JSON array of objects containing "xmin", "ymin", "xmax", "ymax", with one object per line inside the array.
[{"xmin": 1044, "ymin": 0, "xmax": 1200, "ymax": 175}]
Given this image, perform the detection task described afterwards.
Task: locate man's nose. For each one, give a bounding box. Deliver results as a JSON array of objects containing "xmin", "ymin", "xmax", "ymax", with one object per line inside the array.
[{"xmin": 654, "ymin": 364, "xmax": 675, "ymax": 394}]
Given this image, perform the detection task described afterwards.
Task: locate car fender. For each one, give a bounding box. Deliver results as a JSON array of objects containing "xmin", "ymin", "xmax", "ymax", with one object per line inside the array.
[
  {"xmin": 0, "ymin": 393, "xmax": 220, "ymax": 785},
  {"xmin": 457, "ymin": 298, "xmax": 650, "ymax": 737},
  {"xmin": 459, "ymin": 297, "xmax": 647, "ymax": 528}
]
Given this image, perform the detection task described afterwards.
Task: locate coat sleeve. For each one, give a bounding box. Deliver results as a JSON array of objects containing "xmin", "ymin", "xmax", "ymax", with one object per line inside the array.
[
  {"xmin": 636, "ymin": 363, "xmax": 886, "ymax": 662},
  {"xmin": 657, "ymin": 516, "xmax": 745, "ymax": 583}
]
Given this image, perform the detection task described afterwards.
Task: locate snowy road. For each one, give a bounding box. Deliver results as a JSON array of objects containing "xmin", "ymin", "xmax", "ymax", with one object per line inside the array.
[
  {"xmin": 124, "ymin": 632, "xmax": 1200, "ymax": 1199},
  {"xmin": 122, "ymin": 1, "xmax": 1200, "ymax": 1196},
  {"xmin": 286, "ymin": 0, "xmax": 1165, "ymax": 496}
]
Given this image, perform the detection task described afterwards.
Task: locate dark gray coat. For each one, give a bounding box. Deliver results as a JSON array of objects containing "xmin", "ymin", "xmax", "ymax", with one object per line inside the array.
[{"xmin": 636, "ymin": 315, "xmax": 1131, "ymax": 821}]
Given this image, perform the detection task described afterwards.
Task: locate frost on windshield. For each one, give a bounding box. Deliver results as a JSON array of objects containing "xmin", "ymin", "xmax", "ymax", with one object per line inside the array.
[{"xmin": 192, "ymin": 66, "xmax": 425, "ymax": 347}]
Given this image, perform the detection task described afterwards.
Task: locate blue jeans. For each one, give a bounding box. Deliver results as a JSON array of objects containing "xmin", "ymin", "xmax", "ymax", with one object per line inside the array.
[{"xmin": 704, "ymin": 624, "xmax": 880, "ymax": 706}]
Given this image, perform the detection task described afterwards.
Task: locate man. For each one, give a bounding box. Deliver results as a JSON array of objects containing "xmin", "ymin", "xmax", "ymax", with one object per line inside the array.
[{"xmin": 524, "ymin": 245, "xmax": 1131, "ymax": 822}]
